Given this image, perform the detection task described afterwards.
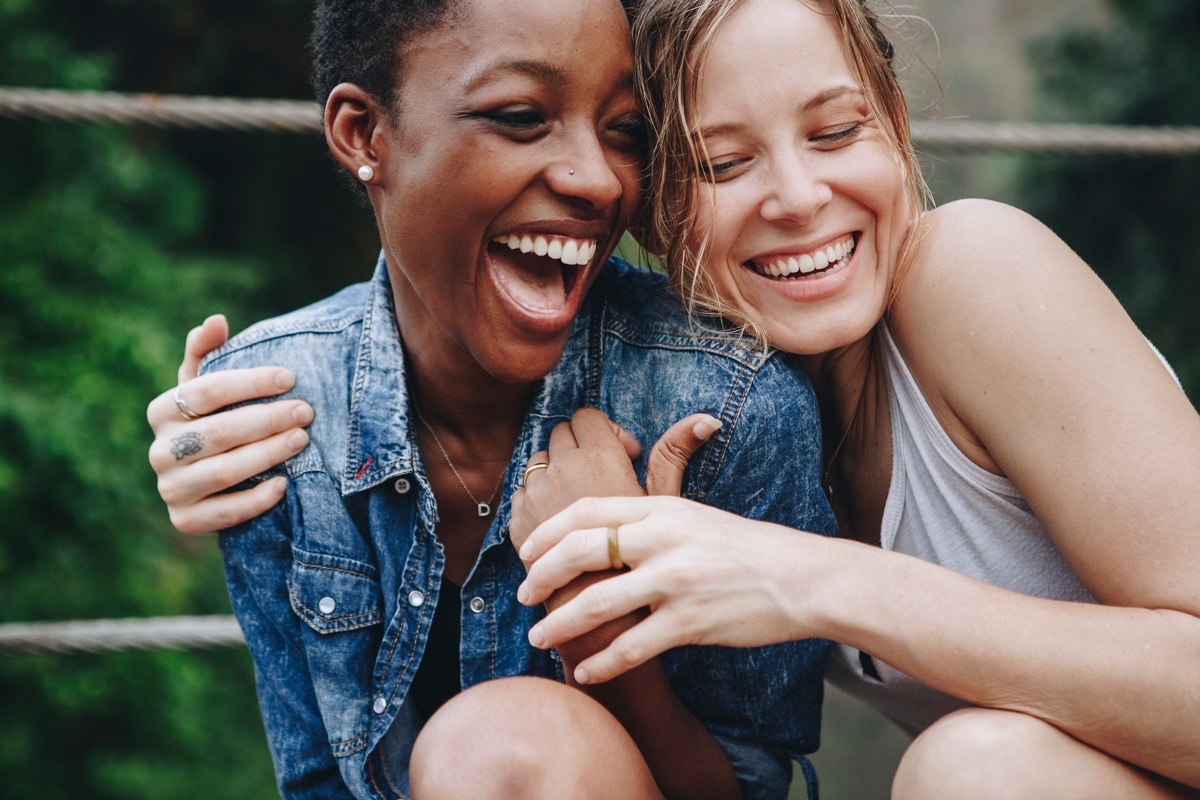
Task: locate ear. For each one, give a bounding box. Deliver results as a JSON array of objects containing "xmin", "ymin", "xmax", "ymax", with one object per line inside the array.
[{"xmin": 324, "ymin": 82, "xmax": 389, "ymax": 184}]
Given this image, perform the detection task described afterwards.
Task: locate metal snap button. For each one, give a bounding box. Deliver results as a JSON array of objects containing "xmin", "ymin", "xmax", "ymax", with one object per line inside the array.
[
  {"xmin": 407, "ymin": 590, "xmax": 425, "ymax": 607},
  {"xmin": 318, "ymin": 596, "xmax": 336, "ymax": 615},
  {"xmin": 372, "ymin": 696, "xmax": 387, "ymax": 714},
  {"xmin": 468, "ymin": 597, "xmax": 485, "ymax": 614}
]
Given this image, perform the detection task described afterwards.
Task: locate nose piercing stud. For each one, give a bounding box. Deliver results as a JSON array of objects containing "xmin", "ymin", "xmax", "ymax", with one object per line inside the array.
[
  {"xmin": 357, "ymin": 165, "xmax": 374, "ymax": 182},
  {"xmin": 568, "ymin": 169, "xmax": 575, "ymax": 175}
]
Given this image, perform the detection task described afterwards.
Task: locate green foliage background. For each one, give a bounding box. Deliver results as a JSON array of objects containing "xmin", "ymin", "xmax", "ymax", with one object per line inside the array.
[
  {"xmin": 0, "ymin": 1, "xmax": 374, "ymax": 797},
  {"xmin": 0, "ymin": 0, "xmax": 1194, "ymax": 798}
]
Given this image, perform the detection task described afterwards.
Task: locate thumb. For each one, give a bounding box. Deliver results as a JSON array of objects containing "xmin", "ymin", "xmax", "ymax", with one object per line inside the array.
[
  {"xmin": 179, "ymin": 314, "xmax": 230, "ymax": 384},
  {"xmin": 609, "ymin": 419, "xmax": 644, "ymax": 462},
  {"xmin": 646, "ymin": 413, "xmax": 723, "ymax": 496}
]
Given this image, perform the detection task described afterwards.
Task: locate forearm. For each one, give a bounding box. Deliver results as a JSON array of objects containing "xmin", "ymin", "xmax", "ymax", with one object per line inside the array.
[
  {"xmin": 547, "ymin": 573, "xmax": 742, "ymax": 800},
  {"xmin": 810, "ymin": 537, "xmax": 1200, "ymax": 787}
]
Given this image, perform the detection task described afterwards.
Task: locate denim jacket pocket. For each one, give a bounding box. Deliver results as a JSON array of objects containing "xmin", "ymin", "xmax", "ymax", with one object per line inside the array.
[{"xmin": 289, "ymin": 547, "xmax": 384, "ymax": 634}]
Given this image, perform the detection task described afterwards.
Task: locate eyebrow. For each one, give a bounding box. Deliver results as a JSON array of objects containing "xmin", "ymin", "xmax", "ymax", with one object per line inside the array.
[
  {"xmin": 696, "ymin": 84, "xmax": 865, "ymax": 139},
  {"xmin": 463, "ymin": 59, "xmax": 567, "ymax": 90},
  {"xmin": 461, "ymin": 59, "xmax": 634, "ymax": 93}
]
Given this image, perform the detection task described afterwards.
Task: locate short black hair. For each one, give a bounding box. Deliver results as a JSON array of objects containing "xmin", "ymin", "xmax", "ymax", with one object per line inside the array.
[
  {"xmin": 310, "ymin": 0, "xmax": 459, "ymax": 114},
  {"xmin": 311, "ymin": 0, "xmax": 640, "ymax": 113}
]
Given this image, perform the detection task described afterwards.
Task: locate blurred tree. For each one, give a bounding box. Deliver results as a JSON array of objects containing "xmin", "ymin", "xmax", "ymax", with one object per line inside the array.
[
  {"xmin": 0, "ymin": 0, "xmax": 376, "ymax": 796},
  {"xmin": 1020, "ymin": 0, "xmax": 1200, "ymax": 401}
]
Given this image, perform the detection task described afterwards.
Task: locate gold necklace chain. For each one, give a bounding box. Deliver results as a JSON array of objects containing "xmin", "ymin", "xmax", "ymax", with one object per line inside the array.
[
  {"xmin": 822, "ymin": 401, "xmax": 860, "ymax": 502},
  {"xmin": 414, "ymin": 405, "xmax": 506, "ymax": 518}
]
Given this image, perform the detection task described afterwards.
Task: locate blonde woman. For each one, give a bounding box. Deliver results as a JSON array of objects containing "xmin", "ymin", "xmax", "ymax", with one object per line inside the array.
[{"xmin": 515, "ymin": 0, "xmax": 1200, "ymax": 796}]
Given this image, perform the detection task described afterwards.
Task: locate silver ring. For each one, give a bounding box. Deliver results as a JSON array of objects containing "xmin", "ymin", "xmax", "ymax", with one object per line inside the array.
[{"xmin": 174, "ymin": 386, "xmax": 202, "ymax": 421}]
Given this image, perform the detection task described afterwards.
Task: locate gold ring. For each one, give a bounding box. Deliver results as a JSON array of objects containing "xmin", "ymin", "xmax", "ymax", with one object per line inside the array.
[
  {"xmin": 174, "ymin": 386, "xmax": 202, "ymax": 421},
  {"xmin": 522, "ymin": 462, "xmax": 549, "ymax": 484},
  {"xmin": 607, "ymin": 523, "xmax": 624, "ymax": 570}
]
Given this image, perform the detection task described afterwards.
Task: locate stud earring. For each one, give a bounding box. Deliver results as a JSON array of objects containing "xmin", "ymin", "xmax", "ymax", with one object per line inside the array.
[
  {"xmin": 357, "ymin": 165, "xmax": 375, "ymax": 182},
  {"xmin": 568, "ymin": 169, "xmax": 575, "ymax": 175}
]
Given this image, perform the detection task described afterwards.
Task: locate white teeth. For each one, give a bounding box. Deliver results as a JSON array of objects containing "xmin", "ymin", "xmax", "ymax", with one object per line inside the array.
[
  {"xmin": 492, "ymin": 234, "xmax": 598, "ymax": 267},
  {"xmin": 561, "ymin": 240, "xmax": 578, "ymax": 264},
  {"xmin": 751, "ymin": 234, "xmax": 856, "ymax": 279}
]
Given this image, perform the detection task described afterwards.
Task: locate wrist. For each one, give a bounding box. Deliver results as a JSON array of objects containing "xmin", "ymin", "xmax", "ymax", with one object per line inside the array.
[{"xmin": 799, "ymin": 534, "xmax": 878, "ymax": 644}]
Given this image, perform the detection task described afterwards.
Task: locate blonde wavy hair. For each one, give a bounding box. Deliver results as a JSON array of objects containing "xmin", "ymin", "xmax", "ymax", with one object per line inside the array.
[{"xmin": 630, "ymin": 0, "xmax": 930, "ymax": 335}]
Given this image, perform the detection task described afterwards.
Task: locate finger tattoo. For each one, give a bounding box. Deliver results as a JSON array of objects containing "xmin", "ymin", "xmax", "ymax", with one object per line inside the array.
[{"xmin": 170, "ymin": 431, "xmax": 204, "ymax": 460}]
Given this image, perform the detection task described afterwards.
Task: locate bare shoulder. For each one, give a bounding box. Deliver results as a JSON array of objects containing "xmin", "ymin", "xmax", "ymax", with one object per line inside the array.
[
  {"xmin": 889, "ymin": 200, "xmax": 1200, "ymax": 609},
  {"xmin": 888, "ymin": 198, "xmax": 1114, "ymax": 359},
  {"xmin": 895, "ymin": 200, "xmax": 1078, "ymax": 313}
]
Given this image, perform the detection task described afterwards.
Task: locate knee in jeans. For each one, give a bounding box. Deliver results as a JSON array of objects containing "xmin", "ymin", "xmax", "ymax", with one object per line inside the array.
[{"xmin": 892, "ymin": 708, "xmax": 1056, "ymax": 800}]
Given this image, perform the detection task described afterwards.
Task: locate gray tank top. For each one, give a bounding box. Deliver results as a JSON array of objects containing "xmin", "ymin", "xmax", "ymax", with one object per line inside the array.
[{"xmin": 825, "ymin": 322, "xmax": 1095, "ymax": 734}]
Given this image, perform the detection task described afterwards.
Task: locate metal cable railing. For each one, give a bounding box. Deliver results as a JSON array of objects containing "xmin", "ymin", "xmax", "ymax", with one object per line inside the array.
[
  {"xmin": 0, "ymin": 616, "xmax": 244, "ymax": 655},
  {"xmin": 2, "ymin": 86, "xmax": 1200, "ymax": 155}
]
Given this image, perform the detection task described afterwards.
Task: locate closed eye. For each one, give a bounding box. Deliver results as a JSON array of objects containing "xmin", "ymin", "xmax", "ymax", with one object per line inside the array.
[
  {"xmin": 484, "ymin": 108, "xmax": 546, "ymax": 130},
  {"xmin": 812, "ymin": 123, "xmax": 863, "ymax": 146},
  {"xmin": 700, "ymin": 157, "xmax": 750, "ymax": 183},
  {"xmin": 607, "ymin": 115, "xmax": 647, "ymax": 153}
]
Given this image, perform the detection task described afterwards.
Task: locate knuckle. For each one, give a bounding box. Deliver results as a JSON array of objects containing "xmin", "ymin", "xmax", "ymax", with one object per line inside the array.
[
  {"xmin": 567, "ymin": 530, "xmax": 592, "ymax": 562},
  {"xmin": 157, "ymin": 476, "xmax": 183, "ymax": 507},
  {"xmin": 613, "ymin": 637, "xmax": 644, "ymax": 668},
  {"xmin": 574, "ymin": 495, "xmax": 606, "ymax": 517},
  {"xmin": 190, "ymin": 378, "xmax": 221, "ymax": 411},
  {"xmin": 210, "ymin": 503, "xmax": 243, "ymax": 532},
  {"xmin": 582, "ymin": 584, "xmax": 613, "ymax": 618},
  {"xmin": 168, "ymin": 507, "xmax": 198, "ymax": 535},
  {"xmin": 572, "ymin": 407, "xmax": 602, "ymax": 424},
  {"xmin": 652, "ymin": 437, "xmax": 691, "ymax": 465},
  {"xmin": 147, "ymin": 441, "xmax": 169, "ymax": 472},
  {"xmin": 207, "ymin": 463, "xmax": 241, "ymax": 494}
]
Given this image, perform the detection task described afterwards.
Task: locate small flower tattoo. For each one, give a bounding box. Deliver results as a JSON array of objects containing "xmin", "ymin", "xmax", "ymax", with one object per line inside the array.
[{"xmin": 170, "ymin": 431, "xmax": 204, "ymax": 460}]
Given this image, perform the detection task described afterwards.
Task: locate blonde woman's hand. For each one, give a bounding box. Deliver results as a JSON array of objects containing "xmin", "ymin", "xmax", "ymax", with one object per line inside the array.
[
  {"xmin": 517, "ymin": 495, "xmax": 824, "ymax": 684},
  {"xmin": 146, "ymin": 314, "xmax": 313, "ymax": 534}
]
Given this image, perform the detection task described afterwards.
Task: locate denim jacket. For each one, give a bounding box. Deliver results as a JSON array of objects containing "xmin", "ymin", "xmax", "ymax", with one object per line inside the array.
[{"xmin": 207, "ymin": 254, "xmax": 836, "ymax": 800}]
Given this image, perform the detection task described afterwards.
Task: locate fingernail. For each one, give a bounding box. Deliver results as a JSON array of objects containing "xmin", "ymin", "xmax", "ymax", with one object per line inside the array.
[
  {"xmin": 268, "ymin": 475, "xmax": 288, "ymax": 492},
  {"xmin": 292, "ymin": 404, "xmax": 313, "ymax": 425},
  {"xmin": 519, "ymin": 541, "xmax": 533, "ymax": 560},
  {"xmin": 275, "ymin": 370, "xmax": 296, "ymax": 391},
  {"xmin": 693, "ymin": 414, "xmax": 723, "ymax": 440},
  {"xmin": 575, "ymin": 667, "xmax": 591, "ymax": 684},
  {"xmin": 516, "ymin": 583, "xmax": 528, "ymax": 605},
  {"xmin": 528, "ymin": 625, "xmax": 545, "ymax": 648},
  {"xmin": 287, "ymin": 430, "xmax": 309, "ymax": 451}
]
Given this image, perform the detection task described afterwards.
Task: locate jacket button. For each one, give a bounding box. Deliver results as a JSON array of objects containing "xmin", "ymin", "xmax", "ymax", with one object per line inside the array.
[
  {"xmin": 372, "ymin": 696, "xmax": 387, "ymax": 714},
  {"xmin": 393, "ymin": 477, "xmax": 411, "ymax": 494},
  {"xmin": 318, "ymin": 596, "xmax": 336, "ymax": 615},
  {"xmin": 469, "ymin": 597, "xmax": 485, "ymax": 614},
  {"xmin": 407, "ymin": 590, "xmax": 425, "ymax": 607}
]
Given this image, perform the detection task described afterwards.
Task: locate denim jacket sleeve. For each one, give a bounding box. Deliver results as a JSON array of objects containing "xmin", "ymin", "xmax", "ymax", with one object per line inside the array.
[
  {"xmin": 220, "ymin": 502, "xmax": 355, "ymax": 800},
  {"xmin": 661, "ymin": 352, "xmax": 835, "ymax": 800}
]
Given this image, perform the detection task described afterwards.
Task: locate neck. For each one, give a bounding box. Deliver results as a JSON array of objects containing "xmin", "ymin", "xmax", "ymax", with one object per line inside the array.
[
  {"xmin": 798, "ymin": 336, "xmax": 875, "ymax": 438},
  {"xmin": 407, "ymin": 359, "xmax": 534, "ymax": 452}
]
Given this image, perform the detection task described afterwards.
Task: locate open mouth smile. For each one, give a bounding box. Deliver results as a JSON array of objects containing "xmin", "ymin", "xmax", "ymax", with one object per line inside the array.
[
  {"xmin": 488, "ymin": 233, "xmax": 599, "ymax": 319},
  {"xmin": 746, "ymin": 233, "xmax": 857, "ymax": 279}
]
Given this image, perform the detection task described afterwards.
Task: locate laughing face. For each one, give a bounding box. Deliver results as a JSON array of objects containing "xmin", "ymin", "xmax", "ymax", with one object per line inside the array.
[
  {"xmin": 369, "ymin": 0, "xmax": 642, "ymax": 385},
  {"xmin": 686, "ymin": 0, "xmax": 910, "ymax": 355}
]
